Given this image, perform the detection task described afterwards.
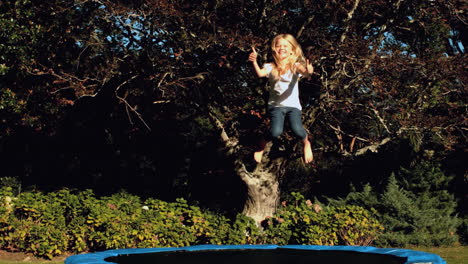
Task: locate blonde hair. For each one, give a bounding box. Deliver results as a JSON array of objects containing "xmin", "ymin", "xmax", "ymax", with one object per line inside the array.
[{"xmin": 270, "ymin": 34, "xmax": 305, "ymax": 79}]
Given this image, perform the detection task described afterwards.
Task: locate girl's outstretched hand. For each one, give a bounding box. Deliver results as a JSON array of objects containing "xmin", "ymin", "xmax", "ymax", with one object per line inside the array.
[{"xmin": 249, "ymin": 46, "xmax": 258, "ymax": 63}]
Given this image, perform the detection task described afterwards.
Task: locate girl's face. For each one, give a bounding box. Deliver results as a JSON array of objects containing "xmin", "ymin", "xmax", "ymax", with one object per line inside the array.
[{"xmin": 274, "ymin": 38, "xmax": 293, "ymax": 61}]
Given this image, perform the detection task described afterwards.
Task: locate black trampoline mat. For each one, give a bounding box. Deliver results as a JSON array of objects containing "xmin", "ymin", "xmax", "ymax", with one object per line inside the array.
[{"xmin": 105, "ymin": 248, "xmax": 406, "ymax": 264}]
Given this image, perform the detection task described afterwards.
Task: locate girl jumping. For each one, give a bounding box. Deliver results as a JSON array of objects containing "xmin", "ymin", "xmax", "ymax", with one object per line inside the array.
[{"xmin": 249, "ymin": 34, "xmax": 314, "ymax": 163}]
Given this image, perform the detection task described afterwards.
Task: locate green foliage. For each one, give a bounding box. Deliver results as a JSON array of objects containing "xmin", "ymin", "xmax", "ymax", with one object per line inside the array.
[
  {"xmin": 263, "ymin": 192, "xmax": 383, "ymax": 246},
  {"xmin": 0, "ymin": 189, "xmax": 69, "ymax": 259},
  {"xmin": 0, "ymin": 89, "xmax": 24, "ymax": 113},
  {"xmin": 0, "ymin": 64, "xmax": 8, "ymax": 75},
  {"xmin": 227, "ymin": 214, "xmax": 262, "ymax": 244},
  {"xmin": 0, "ymin": 188, "xmax": 239, "ymax": 258},
  {"xmin": 459, "ymin": 218, "xmax": 468, "ymax": 245},
  {"xmin": 0, "ymin": 188, "xmax": 384, "ymax": 259},
  {"xmin": 0, "ymin": 1, "xmax": 464, "ymax": 259},
  {"xmin": 398, "ymin": 161, "xmax": 454, "ymax": 193},
  {"xmin": 0, "ymin": 177, "xmax": 21, "ymax": 195},
  {"xmin": 0, "ymin": 0, "xmax": 464, "ymax": 229},
  {"xmin": 378, "ymin": 175, "xmax": 459, "ymax": 247},
  {"xmin": 328, "ymin": 162, "xmax": 461, "ymax": 247}
]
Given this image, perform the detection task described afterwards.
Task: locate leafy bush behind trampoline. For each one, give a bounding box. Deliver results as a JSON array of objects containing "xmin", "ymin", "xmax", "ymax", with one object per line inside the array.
[{"xmin": 0, "ymin": 187, "xmax": 382, "ymax": 259}]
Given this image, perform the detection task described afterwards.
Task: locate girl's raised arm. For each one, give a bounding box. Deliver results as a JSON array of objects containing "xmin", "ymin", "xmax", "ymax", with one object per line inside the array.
[{"xmin": 249, "ymin": 46, "xmax": 269, "ymax": 78}]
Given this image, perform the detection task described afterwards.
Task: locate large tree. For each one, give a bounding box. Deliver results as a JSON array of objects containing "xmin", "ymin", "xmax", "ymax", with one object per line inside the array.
[{"xmin": 1, "ymin": 0, "xmax": 465, "ymax": 224}]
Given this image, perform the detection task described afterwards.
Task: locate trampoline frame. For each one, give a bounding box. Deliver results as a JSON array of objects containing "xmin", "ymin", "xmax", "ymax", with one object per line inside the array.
[{"xmin": 64, "ymin": 244, "xmax": 446, "ymax": 264}]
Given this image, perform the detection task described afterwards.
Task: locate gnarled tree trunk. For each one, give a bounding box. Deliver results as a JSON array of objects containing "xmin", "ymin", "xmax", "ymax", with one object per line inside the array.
[
  {"xmin": 210, "ymin": 112, "xmax": 288, "ymax": 225},
  {"xmin": 241, "ymin": 169, "xmax": 280, "ymax": 225},
  {"xmin": 237, "ymin": 143, "xmax": 287, "ymax": 225}
]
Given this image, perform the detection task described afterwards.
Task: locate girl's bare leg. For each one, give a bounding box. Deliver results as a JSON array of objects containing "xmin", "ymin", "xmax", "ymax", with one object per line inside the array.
[{"xmin": 303, "ymin": 137, "xmax": 313, "ymax": 163}]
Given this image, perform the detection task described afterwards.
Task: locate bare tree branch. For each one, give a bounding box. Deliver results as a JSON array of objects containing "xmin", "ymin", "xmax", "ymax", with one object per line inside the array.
[
  {"xmin": 328, "ymin": 124, "xmax": 392, "ymax": 156},
  {"xmin": 370, "ymin": 108, "xmax": 391, "ymax": 134},
  {"xmin": 208, "ymin": 110, "xmax": 230, "ymax": 143},
  {"xmin": 354, "ymin": 137, "xmax": 391, "ymax": 156},
  {"xmin": 114, "ymin": 75, "xmax": 152, "ymax": 131},
  {"xmin": 328, "ymin": 124, "xmax": 371, "ymax": 143},
  {"xmin": 297, "ymin": 15, "xmax": 315, "ymax": 40},
  {"xmin": 340, "ymin": 0, "xmax": 361, "ymax": 43}
]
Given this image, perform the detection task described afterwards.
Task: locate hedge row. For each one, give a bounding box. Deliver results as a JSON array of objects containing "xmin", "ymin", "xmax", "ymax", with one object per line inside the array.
[{"xmin": 0, "ymin": 188, "xmax": 383, "ymax": 259}]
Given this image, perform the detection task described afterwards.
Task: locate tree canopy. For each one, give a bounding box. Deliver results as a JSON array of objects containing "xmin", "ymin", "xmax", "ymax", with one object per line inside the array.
[{"xmin": 0, "ymin": 0, "xmax": 466, "ymax": 215}]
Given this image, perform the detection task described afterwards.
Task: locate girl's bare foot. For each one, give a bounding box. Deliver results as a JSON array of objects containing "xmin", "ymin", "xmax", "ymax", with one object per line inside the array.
[
  {"xmin": 303, "ymin": 138, "xmax": 313, "ymax": 163},
  {"xmin": 254, "ymin": 138, "xmax": 267, "ymax": 163},
  {"xmin": 254, "ymin": 150, "xmax": 264, "ymax": 163}
]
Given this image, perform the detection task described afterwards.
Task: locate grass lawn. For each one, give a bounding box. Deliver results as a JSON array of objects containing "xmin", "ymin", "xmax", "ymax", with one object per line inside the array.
[
  {"xmin": 0, "ymin": 260, "xmax": 63, "ymax": 264},
  {"xmin": 408, "ymin": 246, "xmax": 467, "ymax": 264},
  {"xmin": 0, "ymin": 259, "xmax": 64, "ymax": 264},
  {"xmin": 0, "ymin": 246, "xmax": 466, "ymax": 264},
  {"xmin": 0, "ymin": 250, "xmax": 67, "ymax": 264}
]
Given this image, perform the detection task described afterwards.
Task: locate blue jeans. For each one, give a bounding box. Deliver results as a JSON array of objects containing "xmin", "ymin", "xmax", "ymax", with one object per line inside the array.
[{"xmin": 268, "ymin": 106, "xmax": 307, "ymax": 140}]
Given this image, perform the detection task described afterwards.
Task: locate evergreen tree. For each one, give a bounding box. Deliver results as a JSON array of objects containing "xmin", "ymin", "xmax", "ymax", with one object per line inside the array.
[{"xmin": 328, "ymin": 162, "xmax": 460, "ymax": 247}]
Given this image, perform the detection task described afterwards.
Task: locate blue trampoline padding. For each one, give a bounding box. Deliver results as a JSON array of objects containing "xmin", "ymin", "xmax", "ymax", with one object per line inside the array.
[{"xmin": 64, "ymin": 244, "xmax": 446, "ymax": 264}]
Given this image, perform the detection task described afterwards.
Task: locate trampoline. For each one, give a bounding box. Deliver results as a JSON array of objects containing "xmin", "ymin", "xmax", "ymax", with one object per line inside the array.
[{"xmin": 65, "ymin": 244, "xmax": 446, "ymax": 264}]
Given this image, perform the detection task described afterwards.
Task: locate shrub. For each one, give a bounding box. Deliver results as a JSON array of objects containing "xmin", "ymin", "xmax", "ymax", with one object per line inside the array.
[
  {"xmin": 227, "ymin": 214, "xmax": 262, "ymax": 244},
  {"xmin": 1, "ymin": 189, "xmax": 69, "ymax": 258},
  {"xmin": 328, "ymin": 162, "xmax": 461, "ymax": 247},
  {"xmin": 459, "ymin": 218, "xmax": 468, "ymax": 245},
  {"xmin": 263, "ymin": 192, "xmax": 383, "ymax": 246},
  {"xmin": 129, "ymin": 197, "xmax": 221, "ymax": 248},
  {"xmin": 0, "ymin": 188, "xmax": 383, "ymax": 259}
]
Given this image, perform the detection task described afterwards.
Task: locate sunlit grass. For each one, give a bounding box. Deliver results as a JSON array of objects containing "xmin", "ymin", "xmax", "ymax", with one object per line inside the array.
[
  {"xmin": 407, "ymin": 246, "xmax": 467, "ymax": 264},
  {"xmin": 0, "ymin": 261, "xmax": 63, "ymax": 264}
]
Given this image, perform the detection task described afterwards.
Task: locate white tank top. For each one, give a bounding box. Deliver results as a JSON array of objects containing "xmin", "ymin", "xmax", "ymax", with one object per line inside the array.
[{"xmin": 264, "ymin": 63, "xmax": 303, "ymax": 110}]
